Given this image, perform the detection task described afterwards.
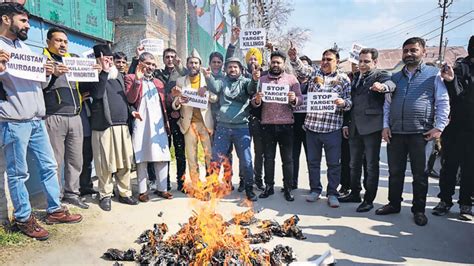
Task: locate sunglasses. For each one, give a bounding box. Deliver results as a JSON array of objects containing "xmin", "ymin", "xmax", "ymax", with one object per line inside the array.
[{"xmin": 321, "ymin": 58, "xmax": 334, "ymax": 62}]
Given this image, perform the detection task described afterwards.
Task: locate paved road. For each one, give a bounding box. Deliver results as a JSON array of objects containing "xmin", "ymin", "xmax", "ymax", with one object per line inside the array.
[{"xmin": 5, "ymin": 144, "xmax": 474, "ymax": 265}]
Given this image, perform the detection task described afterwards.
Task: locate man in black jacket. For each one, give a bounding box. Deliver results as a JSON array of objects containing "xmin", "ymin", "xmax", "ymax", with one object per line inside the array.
[
  {"xmin": 433, "ymin": 36, "xmax": 474, "ymax": 220},
  {"xmin": 339, "ymin": 48, "xmax": 395, "ymax": 212},
  {"xmin": 43, "ymin": 27, "xmax": 88, "ymax": 209},
  {"xmin": 89, "ymin": 44, "xmax": 138, "ymax": 211}
]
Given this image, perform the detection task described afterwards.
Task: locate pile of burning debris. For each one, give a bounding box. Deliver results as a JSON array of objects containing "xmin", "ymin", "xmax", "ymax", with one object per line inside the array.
[
  {"xmin": 104, "ymin": 211, "xmax": 305, "ymax": 265},
  {"xmin": 103, "ymin": 164, "xmax": 306, "ymax": 265}
]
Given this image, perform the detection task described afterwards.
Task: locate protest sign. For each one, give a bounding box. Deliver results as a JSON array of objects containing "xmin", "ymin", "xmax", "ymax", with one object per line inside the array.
[
  {"xmin": 348, "ymin": 43, "xmax": 365, "ymax": 64},
  {"xmin": 182, "ymin": 88, "xmax": 209, "ymax": 109},
  {"xmin": 82, "ymin": 49, "xmax": 95, "ymax": 59},
  {"xmin": 262, "ymin": 83, "xmax": 289, "ymax": 104},
  {"xmin": 240, "ymin": 28, "xmax": 266, "ymax": 49},
  {"xmin": 63, "ymin": 57, "xmax": 98, "ymax": 82},
  {"xmin": 307, "ymin": 92, "xmax": 338, "ymax": 113},
  {"xmin": 5, "ymin": 50, "xmax": 46, "ymax": 82},
  {"xmin": 140, "ymin": 38, "xmax": 164, "ymax": 55},
  {"xmin": 293, "ymin": 94, "xmax": 307, "ymax": 113}
]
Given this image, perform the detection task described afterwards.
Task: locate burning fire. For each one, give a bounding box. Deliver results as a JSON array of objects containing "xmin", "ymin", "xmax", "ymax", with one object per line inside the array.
[{"xmin": 103, "ymin": 151, "xmax": 302, "ymax": 264}]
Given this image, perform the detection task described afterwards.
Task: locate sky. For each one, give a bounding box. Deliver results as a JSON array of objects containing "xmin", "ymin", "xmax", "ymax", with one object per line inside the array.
[{"xmin": 284, "ymin": 0, "xmax": 473, "ymax": 60}]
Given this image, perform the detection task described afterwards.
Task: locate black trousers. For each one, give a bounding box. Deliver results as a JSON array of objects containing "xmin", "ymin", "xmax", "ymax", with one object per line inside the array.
[
  {"xmin": 79, "ymin": 136, "xmax": 93, "ymax": 192},
  {"xmin": 292, "ymin": 123, "xmax": 307, "ymax": 188},
  {"xmin": 166, "ymin": 118, "xmax": 186, "ymax": 186},
  {"xmin": 387, "ymin": 134, "xmax": 428, "ymax": 213},
  {"xmin": 349, "ymin": 129, "xmax": 382, "ymax": 203},
  {"xmin": 262, "ymin": 124, "xmax": 294, "ymax": 189},
  {"xmin": 249, "ymin": 116, "xmax": 264, "ymax": 185},
  {"xmin": 340, "ymin": 135, "xmax": 351, "ymax": 190},
  {"xmin": 438, "ymin": 126, "xmax": 474, "ymax": 206}
]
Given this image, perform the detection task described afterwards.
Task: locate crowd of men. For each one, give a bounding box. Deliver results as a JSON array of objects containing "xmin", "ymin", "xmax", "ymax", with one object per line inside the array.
[{"xmin": 0, "ymin": 3, "xmax": 472, "ymax": 241}]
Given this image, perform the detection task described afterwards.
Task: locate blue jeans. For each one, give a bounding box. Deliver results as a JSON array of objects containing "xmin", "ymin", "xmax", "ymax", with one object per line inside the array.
[
  {"xmin": 0, "ymin": 120, "xmax": 61, "ymax": 222},
  {"xmin": 306, "ymin": 129, "xmax": 342, "ymax": 196},
  {"xmin": 212, "ymin": 125, "xmax": 253, "ymax": 187}
]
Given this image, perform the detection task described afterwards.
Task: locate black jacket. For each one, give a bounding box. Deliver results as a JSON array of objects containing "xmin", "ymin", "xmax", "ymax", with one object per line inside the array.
[
  {"xmin": 445, "ymin": 57, "xmax": 474, "ymax": 132},
  {"xmin": 43, "ymin": 50, "xmax": 81, "ymax": 116},
  {"xmin": 345, "ymin": 69, "xmax": 395, "ymax": 136},
  {"xmin": 88, "ymin": 71, "xmax": 134, "ymax": 131}
]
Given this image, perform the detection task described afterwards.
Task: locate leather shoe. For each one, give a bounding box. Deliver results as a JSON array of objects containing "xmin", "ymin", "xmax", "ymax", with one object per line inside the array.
[
  {"xmin": 283, "ymin": 189, "xmax": 295, "ymax": 202},
  {"xmin": 237, "ymin": 180, "xmax": 245, "ymax": 192},
  {"xmin": 118, "ymin": 196, "xmax": 139, "ymax": 205},
  {"xmin": 45, "ymin": 207, "xmax": 83, "ymax": 224},
  {"xmin": 138, "ymin": 193, "xmax": 149, "ymax": 202},
  {"xmin": 245, "ymin": 187, "xmax": 258, "ymax": 202},
  {"xmin": 99, "ymin": 197, "xmax": 111, "ymax": 211},
  {"xmin": 338, "ymin": 193, "xmax": 362, "ymax": 203},
  {"xmin": 62, "ymin": 197, "xmax": 89, "ymax": 209},
  {"xmin": 16, "ymin": 216, "xmax": 49, "ymax": 241},
  {"xmin": 375, "ymin": 204, "xmax": 400, "ymax": 215},
  {"xmin": 255, "ymin": 181, "xmax": 264, "ymax": 191},
  {"xmin": 79, "ymin": 187, "xmax": 98, "ymax": 196},
  {"xmin": 177, "ymin": 182, "xmax": 184, "ymax": 193},
  {"xmin": 414, "ymin": 212, "xmax": 428, "ymax": 226},
  {"xmin": 259, "ymin": 186, "xmax": 274, "ymax": 198},
  {"xmin": 155, "ymin": 191, "xmax": 173, "ymax": 199},
  {"xmin": 356, "ymin": 201, "xmax": 374, "ymax": 212}
]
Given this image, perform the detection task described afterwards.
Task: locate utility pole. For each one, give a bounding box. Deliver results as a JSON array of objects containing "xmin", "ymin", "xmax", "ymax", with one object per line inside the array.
[
  {"xmin": 175, "ymin": 0, "xmax": 188, "ymax": 61},
  {"xmin": 438, "ymin": 0, "xmax": 453, "ymax": 63}
]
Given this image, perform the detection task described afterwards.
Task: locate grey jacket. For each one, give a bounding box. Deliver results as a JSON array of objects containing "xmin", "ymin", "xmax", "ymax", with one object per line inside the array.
[{"xmin": 0, "ymin": 37, "xmax": 48, "ymax": 121}]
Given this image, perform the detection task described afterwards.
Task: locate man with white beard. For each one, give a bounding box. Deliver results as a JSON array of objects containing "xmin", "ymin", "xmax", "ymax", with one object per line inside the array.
[{"xmin": 88, "ymin": 44, "xmax": 138, "ymax": 211}]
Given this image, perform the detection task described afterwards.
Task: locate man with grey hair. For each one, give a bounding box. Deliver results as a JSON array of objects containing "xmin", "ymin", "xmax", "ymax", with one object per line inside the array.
[
  {"xmin": 125, "ymin": 52, "xmax": 172, "ymax": 201},
  {"xmin": 89, "ymin": 44, "xmax": 138, "ymax": 211}
]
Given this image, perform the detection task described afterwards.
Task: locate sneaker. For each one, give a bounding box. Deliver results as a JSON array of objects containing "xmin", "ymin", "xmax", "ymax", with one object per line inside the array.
[
  {"xmin": 15, "ymin": 216, "xmax": 49, "ymax": 241},
  {"xmin": 459, "ymin": 205, "xmax": 472, "ymax": 221},
  {"xmin": 327, "ymin": 195, "xmax": 340, "ymax": 208},
  {"xmin": 432, "ymin": 201, "xmax": 452, "ymax": 216},
  {"xmin": 306, "ymin": 192, "xmax": 320, "ymax": 202}
]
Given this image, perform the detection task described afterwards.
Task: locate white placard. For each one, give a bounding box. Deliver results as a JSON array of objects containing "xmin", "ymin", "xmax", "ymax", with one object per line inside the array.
[
  {"xmin": 348, "ymin": 43, "xmax": 365, "ymax": 64},
  {"xmin": 82, "ymin": 49, "xmax": 95, "ymax": 59},
  {"xmin": 307, "ymin": 92, "xmax": 338, "ymax": 113},
  {"xmin": 240, "ymin": 28, "xmax": 266, "ymax": 49},
  {"xmin": 293, "ymin": 94, "xmax": 307, "ymax": 113},
  {"xmin": 140, "ymin": 38, "xmax": 164, "ymax": 55},
  {"xmin": 63, "ymin": 58, "xmax": 98, "ymax": 82},
  {"xmin": 5, "ymin": 50, "xmax": 46, "ymax": 82},
  {"xmin": 262, "ymin": 83, "xmax": 289, "ymax": 104},
  {"xmin": 182, "ymin": 88, "xmax": 209, "ymax": 109}
]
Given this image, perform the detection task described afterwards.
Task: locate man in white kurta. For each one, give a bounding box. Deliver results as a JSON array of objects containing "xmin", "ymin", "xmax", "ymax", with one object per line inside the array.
[{"xmin": 125, "ymin": 52, "xmax": 173, "ymax": 201}]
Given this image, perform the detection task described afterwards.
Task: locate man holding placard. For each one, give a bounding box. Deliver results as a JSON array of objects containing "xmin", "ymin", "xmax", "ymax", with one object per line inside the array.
[
  {"xmin": 0, "ymin": 3, "xmax": 82, "ymax": 240},
  {"xmin": 252, "ymin": 50, "xmax": 302, "ymax": 202},
  {"xmin": 42, "ymin": 27, "xmax": 89, "ymax": 209},
  {"xmin": 172, "ymin": 49, "xmax": 217, "ymax": 187},
  {"xmin": 338, "ymin": 48, "xmax": 395, "ymax": 213},
  {"xmin": 290, "ymin": 46, "xmax": 352, "ymax": 208}
]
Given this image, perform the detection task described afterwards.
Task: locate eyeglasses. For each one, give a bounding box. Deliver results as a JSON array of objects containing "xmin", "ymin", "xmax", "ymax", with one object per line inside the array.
[
  {"xmin": 164, "ymin": 55, "xmax": 175, "ymax": 59},
  {"xmin": 321, "ymin": 58, "xmax": 334, "ymax": 62},
  {"xmin": 359, "ymin": 60, "xmax": 372, "ymax": 64}
]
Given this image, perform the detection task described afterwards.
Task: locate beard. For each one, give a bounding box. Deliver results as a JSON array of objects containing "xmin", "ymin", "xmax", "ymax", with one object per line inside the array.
[
  {"xmin": 269, "ymin": 66, "xmax": 283, "ymax": 76},
  {"xmin": 188, "ymin": 68, "xmax": 200, "ymax": 77},
  {"xmin": 10, "ymin": 24, "xmax": 28, "ymax": 41},
  {"xmin": 402, "ymin": 56, "xmax": 422, "ymax": 67},
  {"xmin": 108, "ymin": 65, "xmax": 119, "ymax": 80}
]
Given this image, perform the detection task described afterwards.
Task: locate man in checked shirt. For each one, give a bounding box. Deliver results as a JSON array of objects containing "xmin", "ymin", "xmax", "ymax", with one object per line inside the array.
[{"xmin": 289, "ymin": 45, "xmax": 352, "ymax": 208}]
